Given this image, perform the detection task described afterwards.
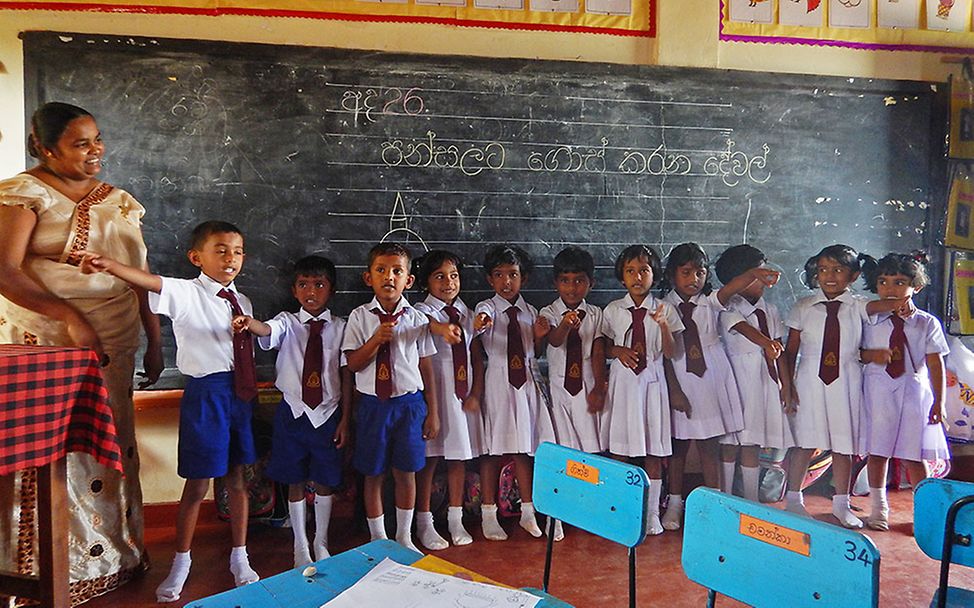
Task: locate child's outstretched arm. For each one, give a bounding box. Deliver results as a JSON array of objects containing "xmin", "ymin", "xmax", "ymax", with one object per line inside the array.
[
  {"xmin": 232, "ymin": 315, "xmax": 271, "ymax": 337},
  {"xmin": 784, "ymin": 328, "xmax": 801, "ymax": 413},
  {"xmin": 546, "ymin": 310, "xmax": 581, "ymax": 348},
  {"xmin": 716, "ymin": 267, "xmax": 780, "ymax": 306},
  {"xmin": 587, "ymin": 337, "xmax": 608, "ymax": 413},
  {"xmin": 428, "ymin": 318, "xmax": 463, "ymax": 345},
  {"xmin": 345, "ymin": 319, "xmax": 395, "ymax": 373},
  {"xmin": 927, "ymin": 352, "xmax": 947, "ymax": 425},
  {"xmin": 730, "ymin": 320, "xmax": 783, "ymax": 362},
  {"xmin": 419, "ymin": 355, "xmax": 440, "ymax": 440},
  {"xmin": 463, "ymin": 336, "xmax": 486, "ymax": 412},
  {"xmin": 79, "ymin": 251, "xmax": 163, "ymax": 293},
  {"xmin": 335, "ymin": 366, "xmax": 354, "ymax": 449},
  {"xmin": 865, "ymin": 296, "xmax": 911, "ymax": 316}
]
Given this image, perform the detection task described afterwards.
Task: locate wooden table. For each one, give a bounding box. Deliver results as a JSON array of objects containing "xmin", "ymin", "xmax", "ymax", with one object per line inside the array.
[{"xmin": 0, "ymin": 345, "xmax": 122, "ymax": 607}]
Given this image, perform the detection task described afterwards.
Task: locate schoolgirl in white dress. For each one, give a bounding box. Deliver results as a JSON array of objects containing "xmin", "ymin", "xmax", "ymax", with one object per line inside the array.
[
  {"xmin": 784, "ymin": 244, "xmax": 907, "ymax": 529},
  {"xmin": 714, "ymin": 244, "xmax": 794, "ymax": 504},
  {"xmin": 859, "ymin": 253, "xmax": 949, "ymax": 531},
  {"xmin": 601, "ymin": 245, "xmax": 682, "ymax": 535},
  {"xmin": 412, "ymin": 250, "xmax": 486, "ymax": 549},
  {"xmin": 472, "ymin": 245, "xmax": 556, "ymax": 541},
  {"xmin": 659, "ymin": 243, "xmax": 779, "ymax": 530}
]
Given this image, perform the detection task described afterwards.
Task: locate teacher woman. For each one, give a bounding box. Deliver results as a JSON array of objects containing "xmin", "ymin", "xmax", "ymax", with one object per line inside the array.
[{"xmin": 0, "ymin": 102, "xmax": 163, "ymax": 604}]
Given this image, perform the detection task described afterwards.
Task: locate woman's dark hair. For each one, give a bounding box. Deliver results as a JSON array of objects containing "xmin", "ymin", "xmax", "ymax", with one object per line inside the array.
[
  {"xmin": 862, "ymin": 251, "xmax": 929, "ymax": 293},
  {"xmin": 27, "ymin": 102, "xmax": 93, "ymax": 159},
  {"xmin": 413, "ymin": 249, "xmax": 464, "ymax": 292},
  {"xmin": 715, "ymin": 244, "xmax": 767, "ymax": 285},
  {"xmin": 802, "ymin": 244, "xmax": 870, "ymax": 289},
  {"xmin": 613, "ymin": 244, "xmax": 663, "ymax": 286},
  {"xmin": 552, "ymin": 246, "xmax": 595, "ymax": 281},
  {"xmin": 293, "ymin": 255, "xmax": 337, "ymax": 288},
  {"xmin": 661, "ymin": 242, "xmax": 713, "ymax": 294},
  {"xmin": 483, "ymin": 245, "xmax": 534, "ymax": 277}
]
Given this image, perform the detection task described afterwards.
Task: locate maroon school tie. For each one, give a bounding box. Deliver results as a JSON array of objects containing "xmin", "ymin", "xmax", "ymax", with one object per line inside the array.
[
  {"xmin": 752, "ymin": 308, "xmax": 780, "ymax": 383},
  {"xmin": 818, "ymin": 300, "xmax": 841, "ymax": 385},
  {"xmin": 303, "ymin": 319, "xmax": 325, "ymax": 407},
  {"xmin": 444, "ymin": 305, "xmax": 469, "ymax": 400},
  {"xmin": 629, "ymin": 306, "xmax": 647, "ymax": 375},
  {"xmin": 217, "ymin": 288, "xmax": 258, "ymax": 402},
  {"xmin": 886, "ymin": 315, "xmax": 907, "ymax": 379},
  {"xmin": 564, "ymin": 309, "xmax": 587, "ymax": 396},
  {"xmin": 371, "ymin": 308, "xmax": 405, "ymax": 400},
  {"xmin": 506, "ymin": 306, "xmax": 527, "ymax": 389},
  {"xmin": 678, "ymin": 302, "xmax": 706, "ymax": 378}
]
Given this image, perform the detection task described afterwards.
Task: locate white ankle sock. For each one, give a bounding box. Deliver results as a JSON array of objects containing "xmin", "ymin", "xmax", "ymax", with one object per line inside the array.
[
  {"xmin": 721, "ymin": 461, "xmax": 736, "ymax": 494},
  {"xmin": 395, "ymin": 507, "xmax": 419, "ymax": 552},
  {"xmin": 155, "ymin": 551, "xmax": 191, "ymax": 603},
  {"xmin": 481, "ymin": 504, "xmax": 508, "ymax": 541},
  {"xmin": 288, "ymin": 499, "xmax": 312, "ymax": 568},
  {"xmin": 786, "ymin": 490, "xmax": 809, "ymax": 516},
  {"xmin": 229, "ymin": 545, "xmax": 259, "ymax": 587},
  {"xmin": 832, "ymin": 494, "xmax": 863, "ymax": 529},
  {"xmin": 367, "ymin": 515, "xmax": 388, "ymax": 541},
  {"xmin": 447, "ymin": 506, "xmax": 473, "ymax": 546},
  {"xmin": 548, "ymin": 517, "xmax": 565, "ymax": 541},
  {"xmin": 313, "ymin": 494, "xmax": 333, "ymax": 561},
  {"xmin": 646, "ymin": 479, "xmax": 664, "ymax": 535},
  {"xmin": 416, "ymin": 510, "xmax": 449, "ymax": 550},
  {"xmin": 662, "ymin": 494, "xmax": 683, "ymax": 531},
  {"xmin": 519, "ymin": 501, "xmax": 543, "ymax": 537},
  {"xmin": 870, "ymin": 486, "xmax": 888, "ymax": 512},
  {"xmin": 742, "ymin": 466, "xmax": 760, "ymax": 503}
]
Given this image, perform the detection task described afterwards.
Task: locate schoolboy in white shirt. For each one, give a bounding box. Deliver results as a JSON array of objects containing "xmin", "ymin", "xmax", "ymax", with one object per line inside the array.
[
  {"xmin": 341, "ymin": 242, "xmax": 439, "ymax": 553},
  {"xmin": 233, "ymin": 255, "xmax": 351, "ymax": 569},
  {"xmin": 81, "ymin": 220, "xmax": 260, "ymax": 602}
]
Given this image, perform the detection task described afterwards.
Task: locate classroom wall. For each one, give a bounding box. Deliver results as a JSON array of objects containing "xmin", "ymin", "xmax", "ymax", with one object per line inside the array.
[{"xmin": 0, "ymin": 1, "xmax": 963, "ymax": 503}]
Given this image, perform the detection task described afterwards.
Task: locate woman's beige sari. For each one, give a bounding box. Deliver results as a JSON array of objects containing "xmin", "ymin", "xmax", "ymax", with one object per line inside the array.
[{"xmin": 0, "ymin": 174, "xmax": 149, "ymax": 605}]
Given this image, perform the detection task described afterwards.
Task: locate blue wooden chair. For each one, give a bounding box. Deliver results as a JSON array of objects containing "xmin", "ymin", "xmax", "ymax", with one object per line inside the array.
[
  {"xmin": 914, "ymin": 478, "xmax": 974, "ymax": 608},
  {"xmin": 682, "ymin": 487, "xmax": 880, "ymax": 607},
  {"xmin": 531, "ymin": 442, "xmax": 648, "ymax": 608}
]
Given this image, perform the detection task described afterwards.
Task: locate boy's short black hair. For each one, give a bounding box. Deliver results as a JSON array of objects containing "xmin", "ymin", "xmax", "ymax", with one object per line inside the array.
[
  {"xmin": 862, "ymin": 251, "xmax": 929, "ymax": 293},
  {"xmin": 368, "ymin": 242, "xmax": 412, "ymax": 269},
  {"xmin": 414, "ymin": 250, "xmax": 464, "ymax": 291},
  {"xmin": 189, "ymin": 220, "xmax": 244, "ymax": 250},
  {"xmin": 293, "ymin": 255, "xmax": 337, "ymax": 287},
  {"xmin": 715, "ymin": 244, "xmax": 767, "ymax": 285},
  {"xmin": 483, "ymin": 245, "xmax": 534, "ymax": 277},
  {"xmin": 552, "ymin": 246, "xmax": 595, "ymax": 281},
  {"xmin": 614, "ymin": 244, "xmax": 662, "ymax": 285}
]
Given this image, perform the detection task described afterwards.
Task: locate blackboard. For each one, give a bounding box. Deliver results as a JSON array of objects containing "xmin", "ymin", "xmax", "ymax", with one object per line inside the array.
[{"xmin": 22, "ymin": 32, "xmax": 947, "ymax": 382}]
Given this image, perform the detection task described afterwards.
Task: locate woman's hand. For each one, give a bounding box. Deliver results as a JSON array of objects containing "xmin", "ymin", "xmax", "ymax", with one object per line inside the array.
[{"xmin": 64, "ymin": 310, "xmax": 104, "ymax": 361}]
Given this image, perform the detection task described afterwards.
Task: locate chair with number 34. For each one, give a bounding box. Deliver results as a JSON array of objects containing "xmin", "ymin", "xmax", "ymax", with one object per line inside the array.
[{"xmin": 682, "ymin": 487, "xmax": 880, "ymax": 608}]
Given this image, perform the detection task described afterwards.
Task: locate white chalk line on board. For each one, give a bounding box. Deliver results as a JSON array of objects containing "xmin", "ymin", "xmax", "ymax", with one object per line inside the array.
[
  {"xmin": 327, "ymin": 212, "xmax": 731, "ymax": 224},
  {"xmin": 325, "ymin": 187, "xmax": 730, "ymax": 201}
]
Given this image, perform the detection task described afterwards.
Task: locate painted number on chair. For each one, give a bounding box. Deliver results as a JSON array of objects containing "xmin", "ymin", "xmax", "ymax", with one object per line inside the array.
[
  {"xmin": 843, "ymin": 540, "xmax": 874, "ymax": 567},
  {"xmin": 566, "ymin": 459, "xmax": 599, "ymax": 485},
  {"xmin": 739, "ymin": 514, "xmax": 811, "ymax": 557}
]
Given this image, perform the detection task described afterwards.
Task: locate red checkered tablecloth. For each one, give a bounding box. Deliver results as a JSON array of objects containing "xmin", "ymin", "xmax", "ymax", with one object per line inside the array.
[{"xmin": 0, "ymin": 344, "xmax": 123, "ymax": 476}]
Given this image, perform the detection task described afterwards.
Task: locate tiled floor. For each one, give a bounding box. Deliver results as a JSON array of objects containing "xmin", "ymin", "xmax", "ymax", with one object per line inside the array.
[{"xmin": 80, "ymin": 488, "xmax": 974, "ymax": 607}]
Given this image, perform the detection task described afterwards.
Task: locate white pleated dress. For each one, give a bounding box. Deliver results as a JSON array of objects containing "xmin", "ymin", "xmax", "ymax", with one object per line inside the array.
[
  {"xmin": 861, "ymin": 309, "xmax": 950, "ymax": 461},
  {"xmin": 475, "ymin": 294, "xmax": 556, "ymax": 456},
  {"xmin": 720, "ymin": 295, "xmax": 795, "ymax": 450},
  {"xmin": 415, "ymin": 295, "xmax": 486, "ymax": 461},
  {"xmin": 600, "ymin": 294, "xmax": 684, "ymax": 458},
  {"xmin": 664, "ymin": 291, "xmax": 745, "ymax": 443},
  {"xmin": 786, "ymin": 289, "xmax": 870, "ymax": 455},
  {"xmin": 539, "ymin": 298, "xmax": 604, "ymax": 453}
]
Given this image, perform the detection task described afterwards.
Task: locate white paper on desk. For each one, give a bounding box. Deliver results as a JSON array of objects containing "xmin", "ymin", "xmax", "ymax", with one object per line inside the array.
[{"xmin": 323, "ymin": 558, "xmax": 542, "ymax": 608}]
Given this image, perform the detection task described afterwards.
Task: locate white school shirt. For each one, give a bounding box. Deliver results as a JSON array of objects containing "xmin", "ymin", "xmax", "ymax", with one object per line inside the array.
[
  {"xmin": 861, "ymin": 309, "xmax": 949, "ymax": 374},
  {"xmin": 785, "ymin": 288, "xmax": 870, "ymax": 364},
  {"xmin": 258, "ymin": 308, "xmax": 347, "ymax": 427},
  {"xmin": 149, "ymin": 273, "xmax": 253, "ymax": 378},
  {"xmin": 414, "ymin": 294, "xmax": 475, "ymax": 395},
  {"xmin": 474, "ymin": 293, "xmax": 540, "ymax": 365},
  {"xmin": 720, "ymin": 295, "xmax": 784, "ymax": 355},
  {"xmin": 341, "ymin": 296, "xmax": 435, "ymax": 397},
  {"xmin": 601, "ymin": 293, "xmax": 683, "ymax": 373},
  {"xmin": 539, "ymin": 298, "xmax": 604, "ymax": 386},
  {"xmin": 662, "ymin": 290, "xmax": 725, "ymax": 355}
]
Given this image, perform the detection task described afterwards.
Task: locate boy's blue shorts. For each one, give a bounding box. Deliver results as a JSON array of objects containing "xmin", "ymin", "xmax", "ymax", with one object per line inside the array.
[
  {"xmin": 352, "ymin": 391, "xmax": 427, "ymax": 476},
  {"xmin": 265, "ymin": 400, "xmax": 343, "ymax": 488},
  {"xmin": 178, "ymin": 372, "xmax": 257, "ymax": 479}
]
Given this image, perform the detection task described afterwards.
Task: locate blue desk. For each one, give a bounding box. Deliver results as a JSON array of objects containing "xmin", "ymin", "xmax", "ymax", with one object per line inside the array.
[{"xmin": 184, "ymin": 539, "xmax": 571, "ymax": 607}]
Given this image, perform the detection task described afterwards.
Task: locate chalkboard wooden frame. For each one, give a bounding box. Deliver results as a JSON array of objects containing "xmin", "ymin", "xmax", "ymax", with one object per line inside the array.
[{"xmin": 21, "ymin": 31, "xmax": 948, "ymax": 382}]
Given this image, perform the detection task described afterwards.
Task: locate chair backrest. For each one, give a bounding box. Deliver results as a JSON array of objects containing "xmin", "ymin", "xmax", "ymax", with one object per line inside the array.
[
  {"xmin": 533, "ymin": 442, "xmax": 647, "ymax": 547},
  {"xmin": 915, "ymin": 477, "xmax": 974, "ymax": 567},
  {"xmin": 682, "ymin": 487, "xmax": 880, "ymax": 608}
]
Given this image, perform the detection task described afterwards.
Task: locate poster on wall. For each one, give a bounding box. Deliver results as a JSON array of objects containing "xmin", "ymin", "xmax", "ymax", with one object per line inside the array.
[
  {"xmin": 728, "ymin": 0, "xmax": 772, "ymax": 24},
  {"xmin": 950, "ymin": 74, "xmax": 974, "ymax": 160},
  {"xmin": 927, "ymin": 0, "xmax": 971, "ymax": 32},
  {"xmin": 829, "ymin": 0, "xmax": 870, "ymax": 28},
  {"xmin": 780, "ymin": 0, "xmax": 824, "ymax": 27},
  {"xmin": 877, "ymin": 0, "xmax": 920, "ymax": 29},
  {"xmin": 953, "ymin": 259, "xmax": 974, "ymax": 333},
  {"xmin": 947, "ymin": 174, "xmax": 974, "ymax": 248}
]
